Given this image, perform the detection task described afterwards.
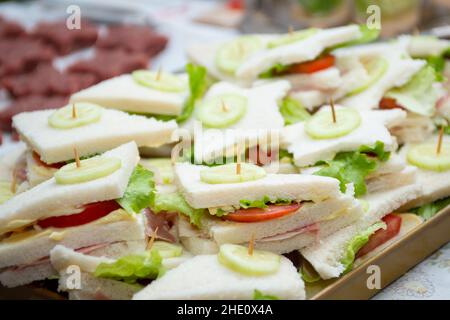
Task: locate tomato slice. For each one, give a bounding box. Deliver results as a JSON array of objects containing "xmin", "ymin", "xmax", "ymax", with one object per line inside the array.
[
  {"xmin": 223, "ymin": 203, "xmax": 301, "ymax": 223},
  {"xmin": 32, "ymin": 151, "xmax": 65, "ymax": 169},
  {"xmin": 379, "ymin": 97, "xmax": 403, "ymax": 110},
  {"xmin": 356, "ymin": 214, "xmax": 402, "ymax": 258},
  {"xmin": 37, "ymin": 200, "xmax": 121, "ymax": 229},
  {"xmin": 288, "ymin": 54, "xmax": 335, "ymax": 74}
]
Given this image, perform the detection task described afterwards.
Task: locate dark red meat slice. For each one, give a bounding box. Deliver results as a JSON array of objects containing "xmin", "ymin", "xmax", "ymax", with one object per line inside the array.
[
  {"xmin": 0, "ymin": 95, "xmax": 68, "ymax": 131},
  {"xmin": 96, "ymin": 25, "xmax": 167, "ymax": 58},
  {"xmin": 143, "ymin": 208, "xmax": 177, "ymax": 243},
  {"xmin": 0, "ymin": 16, "xmax": 25, "ymax": 38},
  {"xmin": 0, "ymin": 37, "xmax": 55, "ymax": 78},
  {"xmin": 68, "ymin": 48, "xmax": 148, "ymax": 82},
  {"xmin": 31, "ymin": 20, "xmax": 98, "ymax": 55},
  {"xmin": 2, "ymin": 64, "xmax": 97, "ymax": 98}
]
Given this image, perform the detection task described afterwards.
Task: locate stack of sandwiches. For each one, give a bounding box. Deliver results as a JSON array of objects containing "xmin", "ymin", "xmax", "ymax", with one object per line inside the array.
[{"xmin": 1, "ymin": 24, "xmax": 450, "ymax": 300}]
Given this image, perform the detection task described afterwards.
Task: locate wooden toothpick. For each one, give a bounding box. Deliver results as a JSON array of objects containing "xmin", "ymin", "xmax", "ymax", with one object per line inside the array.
[
  {"xmin": 11, "ymin": 171, "xmax": 16, "ymax": 194},
  {"xmin": 248, "ymin": 233, "xmax": 255, "ymax": 256},
  {"xmin": 74, "ymin": 147, "xmax": 81, "ymax": 168},
  {"xmin": 330, "ymin": 97, "xmax": 336, "ymax": 124},
  {"xmin": 72, "ymin": 103, "xmax": 77, "ymax": 119},
  {"xmin": 236, "ymin": 144, "xmax": 241, "ymax": 175},
  {"xmin": 437, "ymin": 126, "xmax": 444, "ymax": 155},
  {"xmin": 147, "ymin": 227, "xmax": 159, "ymax": 250},
  {"xmin": 221, "ymin": 99, "xmax": 229, "ymax": 112},
  {"xmin": 288, "ymin": 25, "xmax": 294, "ymax": 35},
  {"xmin": 156, "ymin": 66, "xmax": 162, "ymax": 81}
]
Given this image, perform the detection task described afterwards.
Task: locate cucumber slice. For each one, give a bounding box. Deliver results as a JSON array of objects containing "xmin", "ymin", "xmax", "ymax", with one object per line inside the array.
[
  {"xmin": 150, "ymin": 241, "xmax": 183, "ymax": 259},
  {"xmin": 268, "ymin": 28, "xmax": 318, "ymax": 49},
  {"xmin": 218, "ymin": 244, "xmax": 280, "ymax": 276},
  {"xmin": 196, "ymin": 94, "xmax": 247, "ymax": 128},
  {"xmin": 305, "ymin": 107, "xmax": 361, "ymax": 139},
  {"xmin": 216, "ymin": 36, "xmax": 264, "ymax": 74},
  {"xmin": 0, "ymin": 181, "xmax": 14, "ymax": 205},
  {"xmin": 200, "ymin": 163, "xmax": 266, "ymax": 184},
  {"xmin": 48, "ymin": 103, "xmax": 102, "ymax": 129},
  {"xmin": 347, "ymin": 57, "xmax": 388, "ymax": 96},
  {"xmin": 407, "ymin": 143, "xmax": 450, "ymax": 172},
  {"xmin": 55, "ymin": 157, "xmax": 122, "ymax": 185},
  {"xmin": 132, "ymin": 70, "xmax": 187, "ymax": 92}
]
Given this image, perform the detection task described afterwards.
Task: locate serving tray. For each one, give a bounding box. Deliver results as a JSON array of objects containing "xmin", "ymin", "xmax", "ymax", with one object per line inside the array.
[{"xmin": 307, "ymin": 207, "xmax": 450, "ymax": 300}]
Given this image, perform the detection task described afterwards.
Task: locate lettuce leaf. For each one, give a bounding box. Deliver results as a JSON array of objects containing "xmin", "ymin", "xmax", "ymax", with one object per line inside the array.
[
  {"xmin": 385, "ymin": 66, "xmax": 440, "ymax": 116},
  {"xmin": 426, "ymin": 55, "xmax": 445, "ymax": 82},
  {"xmin": 177, "ymin": 63, "xmax": 208, "ymax": 124},
  {"xmin": 239, "ymin": 196, "xmax": 292, "ymax": 209},
  {"xmin": 340, "ymin": 221, "xmax": 386, "ymax": 274},
  {"xmin": 117, "ymin": 165, "xmax": 155, "ymax": 214},
  {"xmin": 94, "ymin": 250, "xmax": 163, "ymax": 284},
  {"xmin": 259, "ymin": 63, "xmax": 290, "ymax": 78},
  {"xmin": 411, "ymin": 196, "xmax": 450, "ymax": 220},
  {"xmin": 279, "ymin": 97, "xmax": 311, "ymax": 125},
  {"xmin": 253, "ymin": 290, "xmax": 279, "ymax": 300},
  {"xmin": 150, "ymin": 192, "xmax": 205, "ymax": 227},
  {"xmin": 314, "ymin": 141, "xmax": 389, "ymax": 197}
]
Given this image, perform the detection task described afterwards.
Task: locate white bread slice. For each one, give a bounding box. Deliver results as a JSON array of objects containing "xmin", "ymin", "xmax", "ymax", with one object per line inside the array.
[
  {"xmin": 133, "ymin": 254, "xmax": 305, "ymax": 300},
  {"xmin": 0, "ymin": 211, "xmax": 146, "ymax": 268},
  {"xmin": 51, "ymin": 244, "xmax": 192, "ymax": 300},
  {"xmin": 182, "ymin": 80, "xmax": 289, "ymax": 163},
  {"xmin": 13, "ymin": 108, "xmax": 177, "ymax": 164},
  {"xmin": 366, "ymin": 166, "xmax": 417, "ymax": 194},
  {"xmin": 25, "ymin": 150, "xmax": 57, "ymax": 187},
  {"xmin": 0, "ymin": 142, "xmax": 26, "ymax": 180},
  {"xmin": 0, "ymin": 142, "xmax": 139, "ymax": 234},
  {"xmin": 202, "ymin": 195, "xmax": 358, "ymax": 244},
  {"xmin": 389, "ymin": 113, "xmax": 435, "ymax": 144},
  {"xmin": 70, "ymin": 74, "xmax": 188, "ymax": 116},
  {"xmin": 300, "ymin": 183, "xmax": 422, "ymax": 279},
  {"xmin": 236, "ymin": 25, "xmax": 360, "ymax": 82},
  {"xmin": 174, "ymin": 162, "xmax": 342, "ymax": 209},
  {"xmin": 338, "ymin": 50, "xmax": 425, "ymax": 110},
  {"xmin": 398, "ymin": 35, "xmax": 450, "ymax": 58},
  {"xmin": 0, "ymin": 240, "xmax": 145, "ymax": 288},
  {"xmin": 400, "ymin": 135, "xmax": 450, "ymax": 210},
  {"xmin": 65, "ymin": 272, "xmax": 142, "ymax": 300},
  {"xmin": 282, "ymin": 107, "xmax": 406, "ymax": 167}
]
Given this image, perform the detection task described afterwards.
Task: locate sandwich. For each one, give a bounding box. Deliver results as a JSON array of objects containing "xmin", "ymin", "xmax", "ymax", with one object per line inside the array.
[
  {"xmin": 164, "ymin": 161, "xmax": 362, "ymax": 255},
  {"xmin": 335, "ymin": 41, "xmax": 446, "ymax": 144},
  {"xmin": 300, "ymin": 182, "xmax": 422, "ymax": 280},
  {"xmin": 0, "ymin": 142, "xmax": 153, "ymax": 287},
  {"xmin": 133, "ymin": 243, "xmax": 305, "ymax": 300},
  {"xmin": 181, "ymin": 79, "xmax": 291, "ymax": 164},
  {"xmin": 399, "ymin": 134, "xmax": 450, "ymax": 218},
  {"xmin": 0, "ymin": 142, "xmax": 27, "ymax": 200},
  {"xmin": 282, "ymin": 105, "xmax": 410, "ymax": 197},
  {"xmin": 12, "ymin": 103, "xmax": 177, "ymax": 187},
  {"xmin": 70, "ymin": 63, "xmax": 208, "ymax": 124},
  {"xmin": 187, "ymin": 24, "xmax": 373, "ymax": 85},
  {"xmin": 50, "ymin": 241, "xmax": 192, "ymax": 300}
]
